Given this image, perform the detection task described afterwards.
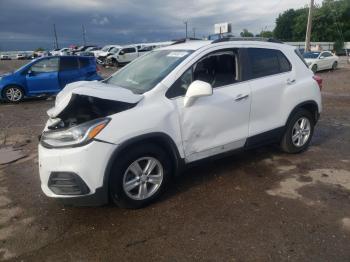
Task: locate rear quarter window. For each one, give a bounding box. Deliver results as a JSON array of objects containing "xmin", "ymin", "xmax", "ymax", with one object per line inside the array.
[{"xmin": 60, "ymin": 57, "xmax": 79, "ymax": 71}]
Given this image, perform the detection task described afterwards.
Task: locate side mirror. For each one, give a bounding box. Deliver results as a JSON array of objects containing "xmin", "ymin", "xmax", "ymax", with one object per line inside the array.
[
  {"xmin": 119, "ymin": 50, "xmax": 125, "ymax": 55},
  {"xmin": 27, "ymin": 70, "xmax": 34, "ymax": 76},
  {"xmin": 319, "ymin": 56, "xmax": 324, "ymax": 59},
  {"xmin": 184, "ymin": 80, "xmax": 213, "ymax": 107}
]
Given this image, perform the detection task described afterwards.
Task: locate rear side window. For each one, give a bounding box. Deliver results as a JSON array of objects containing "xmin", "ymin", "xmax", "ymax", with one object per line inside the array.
[
  {"xmin": 60, "ymin": 57, "xmax": 79, "ymax": 71},
  {"xmin": 247, "ymin": 48, "xmax": 292, "ymax": 79},
  {"xmin": 122, "ymin": 48, "xmax": 136, "ymax": 54},
  {"xmin": 78, "ymin": 58, "xmax": 90, "ymax": 68}
]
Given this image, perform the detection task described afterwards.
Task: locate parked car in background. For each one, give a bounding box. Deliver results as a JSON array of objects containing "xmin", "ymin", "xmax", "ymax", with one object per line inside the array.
[
  {"xmin": 0, "ymin": 54, "xmax": 11, "ymax": 60},
  {"xmin": 76, "ymin": 47, "xmax": 100, "ymax": 57},
  {"xmin": 32, "ymin": 50, "xmax": 49, "ymax": 59},
  {"xmin": 38, "ymin": 39, "xmax": 322, "ymax": 208},
  {"xmin": 71, "ymin": 45, "xmax": 97, "ymax": 55},
  {"xmin": 16, "ymin": 53, "xmax": 27, "ymax": 60},
  {"xmin": 303, "ymin": 51, "xmax": 339, "ymax": 73},
  {"xmin": 51, "ymin": 48, "xmax": 72, "ymax": 56},
  {"xmin": 92, "ymin": 45, "xmax": 115, "ymax": 57},
  {"xmin": 105, "ymin": 45, "xmax": 148, "ymax": 66},
  {"xmin": 49, "ymin": 48, "xmax": 60, "ymax": 56},
  {"xmin": 96, "ymin": 45, "xmax": 121, "ymax": 64},
  {"xmin": 0, "ymin": 56, "xmax": 102, "ymax": 102}
]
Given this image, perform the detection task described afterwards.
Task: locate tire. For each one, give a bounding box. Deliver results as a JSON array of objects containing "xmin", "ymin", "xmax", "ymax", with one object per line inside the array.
[
  {"xmin": 280, "ymin": 109, "xmax": 315, "ymax": 154},
  {"xmin": 112, "ymin": 59, "xmax": 119, "ymax": 67},
  {"xmin": 332, "ymin": 61, "xmax": 337, "ymax": 70},
  {"xmin": 2, "ymin": 85, "xmax": 24, "ymax": 103},
  {"xmin": 311, "ymin": 64, "xmax": 318, "ymax": 73},
  {"xmin": 109, "ymin": 143, "xmax": 172, "ymax": 209}
]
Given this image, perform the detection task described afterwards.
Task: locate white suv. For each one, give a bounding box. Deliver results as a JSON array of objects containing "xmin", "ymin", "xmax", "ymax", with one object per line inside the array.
[{"xmin": 38, "ymin": 39, "xmax": 322, "ymax": 208}]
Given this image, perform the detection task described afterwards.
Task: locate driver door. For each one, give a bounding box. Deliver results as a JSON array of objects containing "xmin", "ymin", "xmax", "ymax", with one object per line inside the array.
[
  {"xmin": 26, "ymin": 57, "xmax": 60, "ymax": 94},
  {"xmin": 168, "ymin": 49, "xmax": 251, "ymax": 162}
]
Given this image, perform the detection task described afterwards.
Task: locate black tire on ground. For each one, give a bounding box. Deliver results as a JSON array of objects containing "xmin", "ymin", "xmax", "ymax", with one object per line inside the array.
[
  {"xmin": 2, "ymin": 85, "xmax": 24, "ymax": 103},
  {"xmin": 280, "ymin": 109, "xmax": 315, "ymax": 154},
  {"xmin": 112, "ymin": 59, "xmax": 119, "ymax": 67},
  {"xmin": 311, "ymin": 64, "xmax": 318, "ymax": 73},
  {"xmin": 332, "ymin": 61, "xmax": 338, "ymax": 70},
  {"xmin": 109, "ymin": 143, "xmax": 172, "ymax": 209}
]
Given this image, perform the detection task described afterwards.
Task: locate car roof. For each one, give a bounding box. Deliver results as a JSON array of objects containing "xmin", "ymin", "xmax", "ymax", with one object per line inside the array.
[{"xmin": 159, "ymin": 40, "xmax": 292, "ymax": 51}]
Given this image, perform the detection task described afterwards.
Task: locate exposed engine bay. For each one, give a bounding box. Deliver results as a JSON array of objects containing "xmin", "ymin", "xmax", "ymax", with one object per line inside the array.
[{"xmin": 47, "ymin": 94, "xmax": 136, "ymax": 130}]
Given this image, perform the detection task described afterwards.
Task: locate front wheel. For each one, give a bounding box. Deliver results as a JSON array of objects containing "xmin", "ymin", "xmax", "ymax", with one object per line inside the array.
[
  {"xmin": 280, "ymin": 109, "xmax": 315, "ymax": 154},
  {"xmin": 109, "ymin": 144, "xmax": 172, "ymax": 209},
  {"xmin": 332, "ymin": 61, "xmax": 338, "ymax": 70},
  {"xmin": 2, "ymin": 85, "xmax": 24, "ymax": 103}
]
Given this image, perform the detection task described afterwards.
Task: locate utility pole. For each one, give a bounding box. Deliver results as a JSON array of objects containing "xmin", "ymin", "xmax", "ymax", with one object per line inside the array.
[
  {"xmin": 192, "ymin": 27, "xmax": 196, "ymax": 38},
  {"xmin": 82, "ymin": 25, "xmax": 87, "ymax": 45},
  {"xmin": 305, "ymin": 0, "xmax": 314, "ymax": 51},
  {"xmin": 53, "ymin": 24, "xmax": 59, "ymax": 49},
  {"xmin": 184, "ymin": 21, "xmax": 188, "ymax": 39}
]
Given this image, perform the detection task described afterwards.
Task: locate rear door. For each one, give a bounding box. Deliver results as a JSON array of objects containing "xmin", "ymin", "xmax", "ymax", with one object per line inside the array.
[
  {"xmin": 26, "ymin": 57, "xmax": 60, "ymax": 94},
  {"xmin": 58, "ymin": 57, "xmax": 81, "ymax": 89},
  {"xmin": 246, "ymin": 47, "xmax": 294, "ymax": 137},
  {"xmin": 78, "ymin": 57, "xmax": 99, "ymax": 80}
]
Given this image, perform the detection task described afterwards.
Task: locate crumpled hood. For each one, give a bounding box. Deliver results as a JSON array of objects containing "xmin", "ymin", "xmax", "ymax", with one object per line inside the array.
[{"xmin": 47, "ymin": 81, "xmax": 143, "ymax": 118}]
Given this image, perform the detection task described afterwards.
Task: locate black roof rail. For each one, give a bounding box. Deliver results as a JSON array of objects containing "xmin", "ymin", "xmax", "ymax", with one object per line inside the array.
[{"xmin": 211, "ymin": 37, "xmax": 284, "ymax": 44}]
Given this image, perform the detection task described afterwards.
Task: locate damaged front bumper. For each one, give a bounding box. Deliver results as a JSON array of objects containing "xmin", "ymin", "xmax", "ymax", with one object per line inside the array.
[{"xmin": 38, "ymin": 140, "xmax": 117, "ymax": 206}]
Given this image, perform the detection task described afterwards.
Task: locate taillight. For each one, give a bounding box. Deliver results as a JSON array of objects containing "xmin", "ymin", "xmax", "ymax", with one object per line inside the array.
[
  {"xmin": 313, "ymin": 75, "xmax": 323, "ymax": 91},
  {"xmin": 96, "ymin": 64, "xmax": 100, "ymax": 73}
]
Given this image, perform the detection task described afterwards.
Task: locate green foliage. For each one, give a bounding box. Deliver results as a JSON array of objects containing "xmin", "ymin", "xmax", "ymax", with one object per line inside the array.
[
  {"xmin": 260, "ymin": 31, "xmax": 274, "ymax": 38},
  {"xmin": 274, "ymin": 0, "xmax": 350, "ymax": 42},
  {"xmin": 35, "ymin": 47, "xmax": 45, "ymax": 52},
  {"xmin": 334, "ymin": 39, "xmax": 344, "ymax": 52},
  {"xmin": 240, "ymin": 29, "xmax": 254, "ymax": 37}
]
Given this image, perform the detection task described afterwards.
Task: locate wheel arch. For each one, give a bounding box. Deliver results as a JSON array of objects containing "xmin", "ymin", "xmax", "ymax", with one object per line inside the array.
[
  {"xmin": 102, "ymin": 132, "xmax": 184, "ymax": 196},
  {"xmin": 285, "ymin": 100, "xmax": 319, "ymax": 126},
  {"xmin": 1, "ymin": 84, "xmax": 27, "ymax": 98}
]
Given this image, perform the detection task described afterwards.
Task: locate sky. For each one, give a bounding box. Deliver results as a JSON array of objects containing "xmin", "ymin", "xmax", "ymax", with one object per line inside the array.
[{"xmin": 0, "ymin": 0, "xmax": 323, "ymax": 51}]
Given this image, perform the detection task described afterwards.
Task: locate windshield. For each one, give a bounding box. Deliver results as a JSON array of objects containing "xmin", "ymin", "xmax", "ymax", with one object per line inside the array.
[
  {"xmin": 101, "ymin": 46, "xmax": 110, "ymax": 51},
  {"xmin": 303, "ymin": 52, "xmax": 320, "ymax": 59},
  {"xmin": 105, "ymin": 50, "xmax": 193, "ymax": 94}
]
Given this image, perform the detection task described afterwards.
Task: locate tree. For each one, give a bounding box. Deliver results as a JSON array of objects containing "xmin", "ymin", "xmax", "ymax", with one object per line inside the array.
[
  {"xmin": 240, "ymin": 29, "xmax": 254, "ymax": 37},
  {"xmin": 273, "ymin": 0, "xmax": 350, "ymax": 42},
  {"xmin": 260, "ymin": 31, "xmax": 274, "ymax": 38},
  {"xmin": 35, "ymin": 47, "xmax": 45, "ymax": 52}
]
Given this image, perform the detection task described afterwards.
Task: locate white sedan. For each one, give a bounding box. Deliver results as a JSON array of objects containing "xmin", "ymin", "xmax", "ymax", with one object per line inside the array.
[{"xmin": 303, "ymin": 51, "xmax": 339, "ymax": 73}]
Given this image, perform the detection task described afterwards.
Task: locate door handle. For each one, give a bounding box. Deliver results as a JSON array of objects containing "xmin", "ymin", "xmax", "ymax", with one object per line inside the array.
[
  {"xmin": 286, "ymin": 78, "xmax": 296, "ymax": 85},
  {"xmin": 235, "ymin": 94, "xmax": 249, "ymax": 101}
]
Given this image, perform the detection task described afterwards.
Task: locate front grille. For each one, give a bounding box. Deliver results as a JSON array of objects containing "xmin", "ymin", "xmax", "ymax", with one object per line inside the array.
[{"xmin": 48, "ymin": 172, "xmax": 90, "ymax": 195}]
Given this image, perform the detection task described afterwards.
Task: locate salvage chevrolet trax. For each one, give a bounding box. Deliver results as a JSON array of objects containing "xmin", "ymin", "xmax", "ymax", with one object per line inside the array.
[{"xmin": 38, "ymin": 39, "xmax": 322, "ymax": 208}]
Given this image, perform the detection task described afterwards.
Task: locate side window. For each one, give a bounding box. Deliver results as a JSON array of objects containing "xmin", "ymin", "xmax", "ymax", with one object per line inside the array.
[
  {"xmin": 78, "ymin": 58, "xmax": 90, "ymax": 68},
  {"xmin": 278, "ymin": 52, "xmax": 292, "ymax": 73},
  {"xmin": 166, "ymin": 49, "xmax": 239, "ymax": 98},
  {"xmin": 123, "ymin": 48, "xmax": 136, "ymax": 54},
  {"xmin": 248, "ymin": 48, "xmax": 280, "ymax": 78},
  {"xmin": 321, "ymin": 52, "xmax": 332, "ymax": 58},
  {"xmin": 59, "ymin": 57, "xmax": 79, "ymax": 71},
  {"xmin": 30, "ymin": 58, "xmax": 59, "ymax": 73}
]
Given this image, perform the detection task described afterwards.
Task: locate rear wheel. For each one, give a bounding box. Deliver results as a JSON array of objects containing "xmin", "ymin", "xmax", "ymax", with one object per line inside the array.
[
  {"xmin": 280, "ymin": 109, "xmax": 315, "ymax": 154},
  {"xmin": 2, "ymin": 85, "xmax": 24, "ymax": 103},
  {"xmin": 109, "ymin": 144, "xmax": 172, "ymax": 209},
  {"xmin": 311, "ymin": 64, "xmax": 318, "ymax": 73},
  {"xmin": 332, "ymin": 61, "xmax": 338, "ymax": 70}
]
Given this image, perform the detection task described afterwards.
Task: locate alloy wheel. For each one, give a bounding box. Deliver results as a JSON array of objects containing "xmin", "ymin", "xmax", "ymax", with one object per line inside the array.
[
  {"xmin": 292, "ymin": 117, "xmax": 311, "ymax": 147},
  {"xmin": 5, "ymin": 87, "xmax": 23, "ymax": 102},
  {"xmin": 122, "ymin": 157, "xmax": 164, "ymax": 200}
]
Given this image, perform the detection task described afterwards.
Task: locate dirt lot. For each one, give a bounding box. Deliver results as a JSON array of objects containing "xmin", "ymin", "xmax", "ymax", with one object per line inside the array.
[{"xmin": 0, "ymin": 58, "xmax": 350, "ymax": 261}]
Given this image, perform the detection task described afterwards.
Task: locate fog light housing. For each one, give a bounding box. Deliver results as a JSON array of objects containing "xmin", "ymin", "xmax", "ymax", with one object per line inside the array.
[{"xmin": 48, "ymin": 172, "xmax": 90, "ymax": 195}]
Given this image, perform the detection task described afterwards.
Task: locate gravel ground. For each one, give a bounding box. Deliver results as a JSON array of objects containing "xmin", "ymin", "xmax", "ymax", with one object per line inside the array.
[{"xmin": 0, "ymin": 57, "xmax": 350, "ymax": 261}]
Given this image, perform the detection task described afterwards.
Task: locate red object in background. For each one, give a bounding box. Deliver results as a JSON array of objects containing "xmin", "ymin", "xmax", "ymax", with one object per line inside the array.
[{"xmin": 313, "ymin": 75, "xmax": 323, "ymax": 90}]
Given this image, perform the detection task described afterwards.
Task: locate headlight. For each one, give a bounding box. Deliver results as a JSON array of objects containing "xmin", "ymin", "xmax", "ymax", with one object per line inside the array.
[{"xmin": 41, "ymin": 118, "xmax": 110, "ymax": 148}]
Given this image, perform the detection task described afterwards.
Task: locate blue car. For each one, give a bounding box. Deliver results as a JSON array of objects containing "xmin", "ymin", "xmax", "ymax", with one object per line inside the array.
[{"xmin": 0, "ymin": 56, "xmax": 102, "ymax": 102}]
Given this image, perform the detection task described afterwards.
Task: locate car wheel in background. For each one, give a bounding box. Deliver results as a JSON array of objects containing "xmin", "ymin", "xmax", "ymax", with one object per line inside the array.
[
  {"xmin": 332, "ymin": 61, "xmax": 338, "ymax": 70},
  {"xmin": 311, "ymin": 64, "xmax": 318, "ymax": 73},
  {"xmin": 2, "ymin": 85, "xmax": 24, "ymax": 103},
  {"xmin": 109, "ymin": 143, "xmax": 172, "ymax": 209},
  {"xmin": 280, "ymin": 109, "xmax": 315, "ymax": 154}
]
